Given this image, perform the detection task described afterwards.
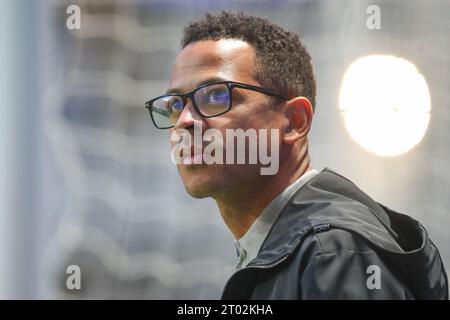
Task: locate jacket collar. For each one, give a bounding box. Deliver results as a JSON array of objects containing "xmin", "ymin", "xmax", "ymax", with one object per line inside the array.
[{"xmin": 247, "ymin": 167, "xmax": 410, "ymax": 267}]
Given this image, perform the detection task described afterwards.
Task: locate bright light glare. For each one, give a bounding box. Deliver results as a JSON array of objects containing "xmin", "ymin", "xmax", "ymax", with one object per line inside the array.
[{"xmin": 339, "ymin": 55, "xmax": 431, "ymax": 157}]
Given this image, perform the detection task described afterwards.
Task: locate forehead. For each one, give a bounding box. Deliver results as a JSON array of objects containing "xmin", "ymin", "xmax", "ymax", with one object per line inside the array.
[{"xmin": 169, "ymin": 39, "xmax": 257, "ymax": 92}]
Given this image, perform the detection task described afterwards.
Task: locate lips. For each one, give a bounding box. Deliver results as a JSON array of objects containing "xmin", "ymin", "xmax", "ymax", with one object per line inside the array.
[
  {"xmin": 182, "ymin": 153, "xmax": 203, "ymax": 165},
  {"xmin": 181, "ymin": 143, "xmax": 204, "ymax": 165}
]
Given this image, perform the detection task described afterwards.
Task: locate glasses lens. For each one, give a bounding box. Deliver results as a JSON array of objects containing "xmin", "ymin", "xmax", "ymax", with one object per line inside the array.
[
  {"xmin": 194, "ymin": 83, "xmax": 230, "ymax": 116},
  {"xmin": 151, "ymin": 95, "xmax": 184, "ymax": 128}
]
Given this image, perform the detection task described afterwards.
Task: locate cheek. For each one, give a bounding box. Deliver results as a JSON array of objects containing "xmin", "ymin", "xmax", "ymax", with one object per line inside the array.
[
  {"xmin": 218, "ymin": 104, "xmax": 258, "ymax": 129},
  {"xmin": 241, "ymin": 108, "xmax": 279, "ymax": 130}
]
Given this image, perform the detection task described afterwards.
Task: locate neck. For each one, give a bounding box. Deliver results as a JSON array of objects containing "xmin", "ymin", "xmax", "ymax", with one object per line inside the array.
[{"xmin": 213, "ymin": 142, "xmax": 312, "ymax": 239}]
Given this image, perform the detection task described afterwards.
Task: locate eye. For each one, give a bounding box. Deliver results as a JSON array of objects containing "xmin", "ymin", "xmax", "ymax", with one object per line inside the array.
[
  {"xmin": 205, "ymin": 88, "xmax": 229, "ymax": 104},
  {"xmin": 168, "ymin": 97, "xmax": 183, "ymax": 112}
]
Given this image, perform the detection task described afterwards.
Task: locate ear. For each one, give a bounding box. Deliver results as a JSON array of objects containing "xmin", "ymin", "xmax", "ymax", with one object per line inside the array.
[{"xmin": 283, "ymin": 97, "xmax": 313, "ymax": 145}]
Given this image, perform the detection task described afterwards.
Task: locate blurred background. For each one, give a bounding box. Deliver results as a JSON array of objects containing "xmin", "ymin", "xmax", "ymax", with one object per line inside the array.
[{"xmin": 1, "ymin": 0, "xmax": 449, "ymax": 299}]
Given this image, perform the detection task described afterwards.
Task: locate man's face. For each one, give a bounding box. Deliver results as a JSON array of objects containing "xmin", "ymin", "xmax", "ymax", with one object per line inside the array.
[{"xmin": 168, "ymin": 39, "xmax": 287, "ymax": 199}]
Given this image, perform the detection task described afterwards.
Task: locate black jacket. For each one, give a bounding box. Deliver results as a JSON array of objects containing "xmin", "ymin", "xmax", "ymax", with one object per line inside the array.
[{"xmin": 221, "ymin": 168, "xmax": 448, "ymax": 299}]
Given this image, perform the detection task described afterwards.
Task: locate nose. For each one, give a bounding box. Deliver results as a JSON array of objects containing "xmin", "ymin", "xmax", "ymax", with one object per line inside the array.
[{"xmin": 174, "ymin": 98, "xmax": 203, "ymax": 130}]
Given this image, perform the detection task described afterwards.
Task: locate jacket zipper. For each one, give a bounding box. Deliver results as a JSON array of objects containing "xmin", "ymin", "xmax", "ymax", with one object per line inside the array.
[
  {"xmin": 222, "ymin": 223, "xmax": 333, "ymax": 300},
  {"xmin": 220, "ymin": 224, "xmax": 331, "ymax": 299},
  {"xmin": 221, "ymin": 253, "xmax": 292, "ymax": 299},
  {"xmin": 221, "ymin": 224, "xmax": 334, "ymax": 299}
]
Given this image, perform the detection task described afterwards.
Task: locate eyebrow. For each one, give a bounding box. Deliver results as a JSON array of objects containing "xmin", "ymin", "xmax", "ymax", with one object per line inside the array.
[{"xmin": 165, "ymin": 77, "xmax": 227, "ymax": 95}]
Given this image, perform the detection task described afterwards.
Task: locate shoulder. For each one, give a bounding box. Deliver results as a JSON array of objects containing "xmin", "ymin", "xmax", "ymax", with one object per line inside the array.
[
  {"xmin": 294, "ymin": 227, "xmax": 378, "ymax": 270},
  {"xmin": 312, "ymin": 227, "xmax": 376, "ymax": 255},
  {"xmin": 292, "ymin": 228, "xmax": 413, "ymax": 299}
]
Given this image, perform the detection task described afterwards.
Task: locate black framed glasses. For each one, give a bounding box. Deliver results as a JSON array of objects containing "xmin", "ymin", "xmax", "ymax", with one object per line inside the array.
[{"xmin": 145, "ymin": 81, "xmax": 289, "ymax": 129}]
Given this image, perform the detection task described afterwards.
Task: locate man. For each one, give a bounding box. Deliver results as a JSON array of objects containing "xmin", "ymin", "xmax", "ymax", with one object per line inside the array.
[{"xmin": 145, "ymin": 12, "xmax": 448, "ymax": 299}]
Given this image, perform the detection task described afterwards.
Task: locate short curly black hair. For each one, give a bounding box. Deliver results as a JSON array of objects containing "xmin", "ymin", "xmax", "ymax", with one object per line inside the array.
[{"xmin": 181, "ymin": 11, "xmax": 316, "ymax": 110}]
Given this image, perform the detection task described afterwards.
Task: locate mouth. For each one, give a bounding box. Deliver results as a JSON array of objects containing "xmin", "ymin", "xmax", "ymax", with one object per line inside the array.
[
  {"xmin": 182, "ymin": 153, "xmax": 204, "ymax": 165},
  {"xmin": 180, "ymin": 142, "xmax": 205, "ymax": 165}
]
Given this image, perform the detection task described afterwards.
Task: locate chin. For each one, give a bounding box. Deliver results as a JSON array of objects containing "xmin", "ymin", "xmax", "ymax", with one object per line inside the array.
[
  {"xmin": 177, "ymin": 164, "xmax": 243, "ymax": 199},
  {"xmin": 179, "ymin": 171, "xmax": 213, "ymax": 198},
  {"xmin": 182, "ymin": 176, "xmax": 219, "ymax": 198},
  {"xmin": 184, "ymin": 186, "xmax": 211, "ymax": 199}
]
